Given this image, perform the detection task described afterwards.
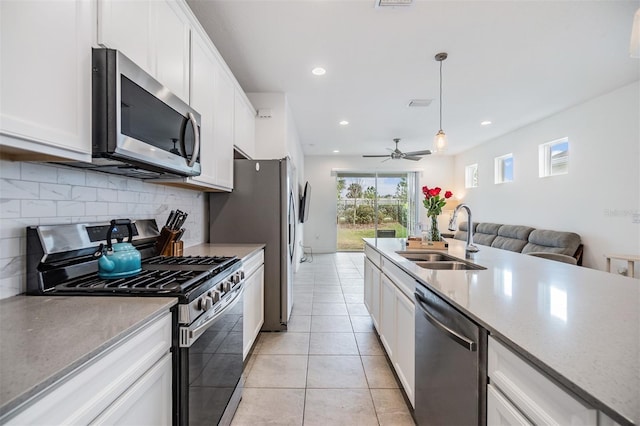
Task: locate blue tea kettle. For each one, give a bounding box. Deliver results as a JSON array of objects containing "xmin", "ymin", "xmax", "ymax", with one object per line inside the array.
[{"xmin": 96, "ymin": 219, "xmax": 142, "ymax": 279}]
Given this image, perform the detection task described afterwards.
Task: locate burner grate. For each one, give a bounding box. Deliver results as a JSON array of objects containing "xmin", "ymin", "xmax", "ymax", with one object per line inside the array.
[
  {"xmin": 56, "ymin": 269, "xmax": 207, "ymax": 294},
  {"xmin": 144, "ymin": 255, "xmax": 234, "ymax": 266}
]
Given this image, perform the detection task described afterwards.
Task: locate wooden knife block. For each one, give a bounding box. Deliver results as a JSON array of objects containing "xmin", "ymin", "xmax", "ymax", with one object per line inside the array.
[{"xmin": 156, "ymin": 227, "xmax": 182, "ymax": 256}]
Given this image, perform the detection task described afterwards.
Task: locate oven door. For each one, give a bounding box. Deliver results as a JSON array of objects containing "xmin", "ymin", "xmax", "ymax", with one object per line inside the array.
[
  {"xmin": 92, "ymin": 48, "xmax": 202, "ymax": 177},
  {"xmin": 178, "ymin": 285, "xmax": 244, "ymax": 426}
]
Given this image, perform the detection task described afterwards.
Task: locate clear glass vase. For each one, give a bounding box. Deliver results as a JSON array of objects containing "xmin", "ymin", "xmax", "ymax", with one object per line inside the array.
[{"xmin": 426, "ymin": 215, "xmax": 441, "ymax": 242}]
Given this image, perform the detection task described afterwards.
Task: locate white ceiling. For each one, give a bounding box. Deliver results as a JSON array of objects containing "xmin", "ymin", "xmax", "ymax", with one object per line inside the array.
[{"xmin": 187, "ymin": 0, "xmax": 639, "ymax": 157}]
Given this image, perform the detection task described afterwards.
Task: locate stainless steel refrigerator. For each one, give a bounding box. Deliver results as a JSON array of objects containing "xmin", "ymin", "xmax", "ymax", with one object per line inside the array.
[{"xmin": 209, "ymin": 158, "xmax": 296, "ymax": 331}]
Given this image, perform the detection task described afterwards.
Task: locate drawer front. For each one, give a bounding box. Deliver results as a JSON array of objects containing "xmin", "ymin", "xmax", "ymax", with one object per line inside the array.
[
  {"xmin": 488, "ymin": 337, "xmax": 597, "ymax": 426},
  {"xmin": 364, "ymin": 244, "xmax": 381, "ymax": 268},
  {"xmin": 487, "ymin": 384, "xmax": 533, "ymax": 426},
  {"xmin": 380, "ymin": 256, "xmax": 414, "ymax": 300},
  {"xmin": 6, "ymin": 312, "xmax": 172, "ymax": 425},
  {"xmin": 243, "ymin": 249, "xmax": 264, "ymax": 277}
]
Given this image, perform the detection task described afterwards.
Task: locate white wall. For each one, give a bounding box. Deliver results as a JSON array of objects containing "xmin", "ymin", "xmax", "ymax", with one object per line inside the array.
[
  {"xmin": 0, "ymin": 160, "xmax": 208, "ymax": 299},
  {"xmin": 303, "ymin": 155, "xmax": 455, "ymax": 253},
  {"xmin": 452, "ymin": 81, "xmax": 639, "ymax": 274},
  {"xmin": 247, "ymin": 92, "xmax": 306, "ymax": 268}
]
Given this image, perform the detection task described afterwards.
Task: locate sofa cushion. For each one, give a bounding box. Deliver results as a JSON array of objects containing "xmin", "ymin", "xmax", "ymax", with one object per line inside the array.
[
  {"xmin": 522, "ymin": 229, "xmax": 581, "ymax": 257},
  {"xmin": 491, "ymin": 225, "xmax": 535, "ymax": 252},
  {"xmin": 453, "ymin": 221, "xmax": 477, "ymax": 241},
  {"xmin": 473, "ymin": 222, "xmax": 501, "ymax": 246}
]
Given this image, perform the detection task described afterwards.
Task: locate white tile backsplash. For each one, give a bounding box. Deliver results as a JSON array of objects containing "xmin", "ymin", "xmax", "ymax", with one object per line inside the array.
[
  {"xmin": 0, "ymin": 179, "xmax": 39, "ymax": 199},
  {"xmin": 39, "ymin": 183, "xmax": 71, "ymax": 200},
  {"xmin": 0, "ymin": 158, "xmax": 208, "ymax": 299},
  {"xmin": 21, "ymin": 200, "xmax": 57, "ymax": 217}
]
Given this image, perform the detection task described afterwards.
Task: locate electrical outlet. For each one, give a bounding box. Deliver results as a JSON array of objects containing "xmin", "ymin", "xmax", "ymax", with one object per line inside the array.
[{"xmin": 618, "ymin": 267, "xmax": 628, "ymax": 276}]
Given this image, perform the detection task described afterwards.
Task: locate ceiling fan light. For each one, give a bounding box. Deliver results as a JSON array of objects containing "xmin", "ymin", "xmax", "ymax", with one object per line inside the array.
[{"xmin": 434, "ymin": 130, "xmax": 448, "ymax": 153}]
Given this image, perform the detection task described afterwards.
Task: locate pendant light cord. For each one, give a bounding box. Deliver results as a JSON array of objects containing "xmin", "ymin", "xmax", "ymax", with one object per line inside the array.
[{"xmin": 439, "ymin": 59, "xmax": 443, "ymax": 130}]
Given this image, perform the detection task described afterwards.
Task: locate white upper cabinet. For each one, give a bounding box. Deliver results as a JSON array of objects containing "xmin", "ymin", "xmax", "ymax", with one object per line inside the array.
[
  {"xmin": 234, "ymin": 90, "xmax": 256, "ymax": 159},
  {"xmin": 212, "ymin": 62, "xmax": 235, "ymax": 190},
  {"xmin": 97, "ymin": 0, "xmax": 190, "ymax": 103},
  {"xmin": 189, "ymin": 31, "xmax": 217, "ymax": 186},
  {"xmin": 0, "ymin": 0, "xmax": 92, "ymax": 161}
]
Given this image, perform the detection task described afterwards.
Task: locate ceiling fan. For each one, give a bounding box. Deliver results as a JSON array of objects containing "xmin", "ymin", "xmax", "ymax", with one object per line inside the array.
[{"xmin": 362, "ymin": 138, "xmax": 431, "ymax": 161}]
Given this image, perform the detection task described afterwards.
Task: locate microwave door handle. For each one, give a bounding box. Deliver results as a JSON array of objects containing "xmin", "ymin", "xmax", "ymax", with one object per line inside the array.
[
  {"xmin": 187, "ymin": 112, "xmax": 200, "ymax": 168},
  {"xmin": 179, "ymin": 112, "xmax": 200, "ymax": 168}
]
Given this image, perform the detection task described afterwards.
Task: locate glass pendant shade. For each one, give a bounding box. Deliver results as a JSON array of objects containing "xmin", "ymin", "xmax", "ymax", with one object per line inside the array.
[{"xmin": 434, "ymin": 129, "xmax": 448, "ymax": 153}]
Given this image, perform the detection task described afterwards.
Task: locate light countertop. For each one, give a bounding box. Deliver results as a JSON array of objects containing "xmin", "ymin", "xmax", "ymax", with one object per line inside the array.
[
  {"xmin": 364, "ymin": 238, "xmax": 639, "ymax": 425},
  {"xmin": 0, "ymin": 296, "xmax": 176, "ymax": 417}
]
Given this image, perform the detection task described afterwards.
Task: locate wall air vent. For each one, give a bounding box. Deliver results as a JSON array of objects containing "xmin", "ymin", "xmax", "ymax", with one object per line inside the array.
[
  {"xmin": 376, "ymin": 0, "xmax": 413, "ymax": 7},
  {"xmin": 408, "ymin": 99, "xmax": 433, "ymax": 107}
]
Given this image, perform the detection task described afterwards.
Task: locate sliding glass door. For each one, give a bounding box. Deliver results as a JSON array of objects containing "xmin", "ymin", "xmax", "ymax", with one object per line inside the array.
[{"xmin": 336, "ymin": 172, "xmax": 419, "ymax": 251}]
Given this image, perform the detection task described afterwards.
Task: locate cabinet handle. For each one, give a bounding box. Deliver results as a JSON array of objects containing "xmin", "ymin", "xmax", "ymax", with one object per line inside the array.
[{"xmin": 415, "ymin": 293, "xmax": 477, "ymax": 352}]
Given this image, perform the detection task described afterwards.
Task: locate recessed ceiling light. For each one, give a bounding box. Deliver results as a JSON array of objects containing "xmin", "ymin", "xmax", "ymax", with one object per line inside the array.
[
  {"xmin": 333, "ymin": 150, "xmax": 340, "ymax": 153},
  {"xmin": 311, "ymin": 67, "xmax": 326, "ymax": 76},
  {"xmin": 481, "ymin": 120, "xmax": 492, "ymax": 126},
  {"xmin": 339, "ymin": 120, "xmax": 349, "ymax": 126}
]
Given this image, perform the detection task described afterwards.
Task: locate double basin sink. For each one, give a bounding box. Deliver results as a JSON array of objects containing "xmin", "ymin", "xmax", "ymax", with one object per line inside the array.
[{"xmin": 395, "ymin": 251, "xmax": 486, "ymax": 270}]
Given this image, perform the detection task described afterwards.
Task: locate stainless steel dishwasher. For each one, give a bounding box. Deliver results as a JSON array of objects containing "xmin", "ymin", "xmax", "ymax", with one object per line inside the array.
[{"xmin": 415, "ymin": 282, "xmax": 488, "ymax": 426}]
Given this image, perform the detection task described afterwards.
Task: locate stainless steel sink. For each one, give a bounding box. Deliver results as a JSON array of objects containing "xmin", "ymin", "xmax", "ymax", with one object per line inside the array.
[
  {"xmin": 395, "ymin": 251, "xmax": 457, "ymax": 262},
  {"xmin": 414, "ymin": 261, "xmax": 486, "ymax": 270},
  {"xmin": 396, "ymin": 251, "xmax": 486, "ymax": 270}
]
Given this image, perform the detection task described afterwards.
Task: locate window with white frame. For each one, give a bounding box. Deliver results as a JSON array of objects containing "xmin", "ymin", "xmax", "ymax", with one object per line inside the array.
[
  {"xmin": 539, "ymin": 137, "xmax": 568, "ymax": 177},
  {"xmin": 494, "ymin": 153, "xmax": 514, "ymax": 184},
  {"xmin": 465, "ymin": 164, "xmax": 478, "ymax": 188}
]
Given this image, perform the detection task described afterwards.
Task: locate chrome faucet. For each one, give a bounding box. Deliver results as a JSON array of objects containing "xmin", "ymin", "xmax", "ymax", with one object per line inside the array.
[{"xmin": 448, "ymin": 204, "xmax": 479, "ymax": 253}]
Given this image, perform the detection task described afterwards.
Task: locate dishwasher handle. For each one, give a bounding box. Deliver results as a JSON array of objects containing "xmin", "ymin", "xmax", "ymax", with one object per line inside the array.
[{"xmin": 415, "ymin": 292, "xmax": 477, "ymax": 352}]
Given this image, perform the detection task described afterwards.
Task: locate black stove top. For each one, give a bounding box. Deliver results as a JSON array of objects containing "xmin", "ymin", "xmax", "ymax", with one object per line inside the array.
[
  {"xmin": 54, "ymin": 269, "xmax": 209, "ymax": 295},
  {"xmin": 26, "ymin": 219, "xmax": 240, "ymax": 301},
  {"xmin": 144, "ymin": 255, "xmax": 236, "ymax": 271}
]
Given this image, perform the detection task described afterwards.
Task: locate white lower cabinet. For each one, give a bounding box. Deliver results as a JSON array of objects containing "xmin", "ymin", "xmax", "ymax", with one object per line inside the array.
[
  {"xmin": 363, "ymin": 258, "xmax": 380, "ymax": 330},
  {"xmin": 243, "ymin": 250, "xmax": 265, "ymax": 359},
  {"xmin": 379, "ymin": 274, "xmax": 397, "ymax": 359},
  {"xmin": 0, "ymin": 0, "xmax": 92, "ymax": 161},
  {"xmin": 90, "ymin": 353, "xmax": 172, "ymax": 426},
  {"xmin": 487, "ymin": 383, "xmax": 533, "ymax": 426},
  {"xmin": 488, "ymin": 336, "xmax": 597, "ymax": 426},
  {"xmin": 364, "ymin": 246, "xmax": 415, "ymax": 408},
  {"xmin": 394, "ymin": 288, "xmax": 415, "ymax": 406},
  {"xmin": 4, "ymin": 312, "xmax": 172, "ymax": 425}
]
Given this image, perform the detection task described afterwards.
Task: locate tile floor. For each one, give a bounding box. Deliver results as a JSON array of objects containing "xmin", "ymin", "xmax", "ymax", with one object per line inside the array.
[{"xmin": 231, "ymin": 252, "xmax": 415, "ymax": 426}]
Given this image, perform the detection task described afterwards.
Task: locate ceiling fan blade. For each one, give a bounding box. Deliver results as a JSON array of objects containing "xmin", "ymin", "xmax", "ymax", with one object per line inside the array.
[
  {"xmin": 403, "ymin": 150, "xmax": 432, "ymax": 156},
  {"xmin": 403, "ymin": 156, "xmax": 423, "ymax": 161},
  {"xmin": 363, "ymin": 154, "xmax": 391, "ymax": 158}
]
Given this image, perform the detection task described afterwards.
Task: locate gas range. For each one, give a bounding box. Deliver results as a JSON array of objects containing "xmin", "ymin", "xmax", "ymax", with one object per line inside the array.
[
  {"xmin": 26, "ymin": 218, "xmax": 247, "ymax": 425},
  {"xmin": 26, "ymin": 219, "xmax": 244, "ymax": 325}
]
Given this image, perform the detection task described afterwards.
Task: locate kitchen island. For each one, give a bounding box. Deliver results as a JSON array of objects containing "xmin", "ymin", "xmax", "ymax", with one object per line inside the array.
[{"xmin": 364, "ymin": 237, "xmax": 639, "ymax": 425}]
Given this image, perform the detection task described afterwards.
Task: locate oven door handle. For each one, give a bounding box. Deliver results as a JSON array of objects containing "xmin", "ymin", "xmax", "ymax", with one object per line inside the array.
[{"xmin": 181, "ymin": 283, "xmax": 244, "ymax": 347}]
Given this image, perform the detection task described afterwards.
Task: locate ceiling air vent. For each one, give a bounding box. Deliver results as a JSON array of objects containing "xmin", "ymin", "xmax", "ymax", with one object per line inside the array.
[
  {"xmin": 408, "ymin": 99, "xmax": 433, "ymax": 107},
  {"xmin": 376, "ymin": 0, "xmax": 413, "ymax": 7}
]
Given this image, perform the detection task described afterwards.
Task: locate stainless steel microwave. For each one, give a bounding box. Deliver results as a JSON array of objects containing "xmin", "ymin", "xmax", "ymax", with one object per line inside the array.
[{"xmin": 88, "ymin": 48, "xmax": 201, "ymax": 179}]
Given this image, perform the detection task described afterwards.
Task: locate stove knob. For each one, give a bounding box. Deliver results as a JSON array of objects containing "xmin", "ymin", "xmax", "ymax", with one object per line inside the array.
[
  {"xmin": 240, "ymin": 270, "xmax": 245, "ymax": 280},
  {"xmin": 210, "ymin": 291, "xmax": 220, "ymax": 304},
  {"xmin": 224, "ymin": 281, "xmax": 232, "ymax": 292},
  {"xmin": 199, "ymin": 296, "xmax": 213, "ymax": 311},
  {"xmin": 204, "ymin": 297, "xmax": 213, "ymax": 311}
]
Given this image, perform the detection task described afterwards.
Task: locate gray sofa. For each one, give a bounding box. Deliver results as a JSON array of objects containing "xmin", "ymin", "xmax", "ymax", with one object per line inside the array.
[{"xmin": 453, "ymin": 222, "xmax": 583, "ymax": 265}]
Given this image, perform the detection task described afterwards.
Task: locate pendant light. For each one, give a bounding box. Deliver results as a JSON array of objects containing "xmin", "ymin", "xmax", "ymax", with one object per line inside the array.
[{"xmin": 434, "ymin": 52, "xmax": 448, "ymax": 153}]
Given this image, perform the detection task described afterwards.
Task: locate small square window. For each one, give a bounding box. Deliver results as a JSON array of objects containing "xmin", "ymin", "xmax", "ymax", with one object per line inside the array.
[
  {"xmin": 539, "ymin": 138, "xmax": 569, "ymax": 177},
  {"xmin": 465, "ymin": 164, "xmax": 478, "ymax": 188},
  {"xmin": 494, "ymin": 153, "xmax": 514, "ymax": 184}
]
